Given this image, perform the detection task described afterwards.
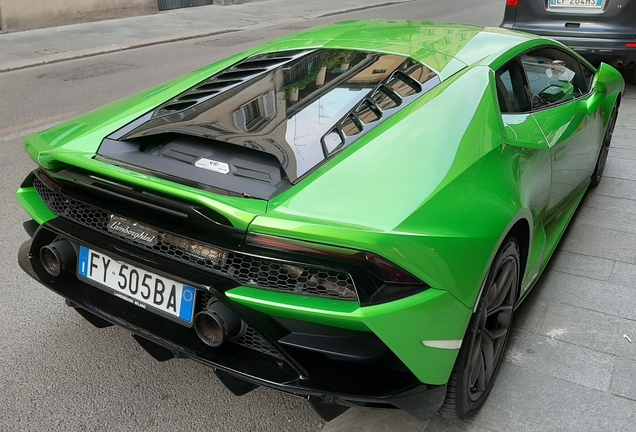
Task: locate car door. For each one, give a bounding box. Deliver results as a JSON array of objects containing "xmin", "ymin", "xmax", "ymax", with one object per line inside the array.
[
  {"xmin": 521, "ymin": 47, "xmax": 604, "ymax": 212},
  {"xmin": 496, "ymin": 58, "xmax": 552, "ymax": 214},
  {"xmin": 495, "ymin": 59, "xmax": 551, "ymax": 289}
]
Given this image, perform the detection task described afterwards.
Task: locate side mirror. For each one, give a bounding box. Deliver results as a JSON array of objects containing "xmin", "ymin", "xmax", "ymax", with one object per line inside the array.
[{"xmin": 594, "ymin": 63, "xmax": 625, "ymax": 95}]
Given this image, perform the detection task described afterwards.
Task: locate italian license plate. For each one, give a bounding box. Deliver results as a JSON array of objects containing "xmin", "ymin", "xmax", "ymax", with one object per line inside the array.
[
  {"xmin": 550, "ymin": 0, "xmax": 603, "ymax": 8},
  {"xmin": 78, "ymin": 246, "xmax": 196, "ymax": 325}
]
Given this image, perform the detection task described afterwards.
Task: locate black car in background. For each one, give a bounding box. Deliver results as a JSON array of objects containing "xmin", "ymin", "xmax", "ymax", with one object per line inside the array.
[{"xmin": 501, "ymin": 0, "xmax": 636, "ymax": 81}]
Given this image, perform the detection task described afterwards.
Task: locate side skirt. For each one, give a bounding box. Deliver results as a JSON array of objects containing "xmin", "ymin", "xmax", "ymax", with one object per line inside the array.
[{"xmin": 516, "ymin": 180, "xmax": 589, "ymax": 305}]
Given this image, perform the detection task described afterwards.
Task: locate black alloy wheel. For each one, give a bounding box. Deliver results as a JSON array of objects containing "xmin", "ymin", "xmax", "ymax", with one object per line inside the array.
[
  {"xmin": 591, "ymin": 104, "xmax": 619, "ymax": 187},
  {"xmin": 440, "ymin": 238, "xmax": 520, "ymax": 420}
]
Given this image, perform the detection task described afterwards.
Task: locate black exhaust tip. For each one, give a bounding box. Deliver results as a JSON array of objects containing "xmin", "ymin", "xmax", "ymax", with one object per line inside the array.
[
  {"xmin": 194, "ymin": 299, "xmax": 245, "ymax": 347},
  {"xmin": 39, "ymin": 239, "xmax": 76, "ymax": 277}
]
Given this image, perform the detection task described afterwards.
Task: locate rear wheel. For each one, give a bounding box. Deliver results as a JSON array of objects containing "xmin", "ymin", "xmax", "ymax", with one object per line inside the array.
[
  {"xmin": 590, "ymin": 104, "xmax": 618, "ymax": 187},
  {"xmin": 440, "ymin": 238, "xmax": 520, "ymax": 420}
]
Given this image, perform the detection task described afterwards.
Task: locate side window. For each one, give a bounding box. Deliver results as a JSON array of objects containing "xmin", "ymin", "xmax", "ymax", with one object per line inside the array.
[
  {"xmin": 580, "ymin": 61, "xmax": 595, "ymax": 92},
  {"xmin": 495, "ymin": 60, "xmax": 531, "ymax": 114},
  {"xmin": 521, "ymin": 48, "xmax": 589, "ymax": 110}
]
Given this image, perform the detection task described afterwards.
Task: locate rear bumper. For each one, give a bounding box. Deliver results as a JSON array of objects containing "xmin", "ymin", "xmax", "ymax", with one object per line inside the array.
[
  {"xmin": 18, "ymin": 221, "xmax": 448, "ymax": 421},
  {"xmin": 522, "ymin": 33, "xmax": 636, "ymax": 64},
  {"xmin": 502, "ymin": 21, "xmax": 636, "ymax": 64},
  {"xmin": 550, "ymin": 36, "xmax": 636, "ymax": 64}
]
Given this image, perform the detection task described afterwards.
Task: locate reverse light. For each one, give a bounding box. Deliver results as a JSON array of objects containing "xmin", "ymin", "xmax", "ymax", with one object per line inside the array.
[{"xmin": 506, "ymin": 0, "xmax": 519, "ymax": 6}]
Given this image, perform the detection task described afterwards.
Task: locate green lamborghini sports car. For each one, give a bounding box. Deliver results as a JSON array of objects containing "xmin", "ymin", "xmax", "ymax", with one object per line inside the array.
[{"xmin": 16, "ymin": 20, "xmax": 624, "ymax": 421}]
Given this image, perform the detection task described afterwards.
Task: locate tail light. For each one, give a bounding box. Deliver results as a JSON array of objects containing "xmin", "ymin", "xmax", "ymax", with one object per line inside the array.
[
  {"xmin": 626, "ymin": 43, "xmax": 636, "ymax": 48},
  {"xmin": 247, "ymin": 234, "xmax": 429, "ymax": 306},
  {"xmin": 506, "ymin": 0, "xmax": 519, "ymax": 6}
]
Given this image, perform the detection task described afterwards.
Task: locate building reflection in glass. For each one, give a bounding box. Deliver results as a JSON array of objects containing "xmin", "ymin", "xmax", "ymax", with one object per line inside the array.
[{"xmin": 123, "ymin": 49, "xmax": 439, "ymax": 181}]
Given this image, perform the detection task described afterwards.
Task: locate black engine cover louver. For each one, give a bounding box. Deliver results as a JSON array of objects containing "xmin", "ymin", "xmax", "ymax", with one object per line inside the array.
[{"xmin": 150, "ymin": 52, "xmax": 306, "ymax": 119}]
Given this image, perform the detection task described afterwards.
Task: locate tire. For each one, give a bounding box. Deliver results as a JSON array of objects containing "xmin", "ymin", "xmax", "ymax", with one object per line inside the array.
[
  {"xmin": 590, "ymin": 104, "xmax": 618, "ymax": 187},
  {"xmin": 439, "ymin": 238, "xmax": 520, "ymax": 420}
]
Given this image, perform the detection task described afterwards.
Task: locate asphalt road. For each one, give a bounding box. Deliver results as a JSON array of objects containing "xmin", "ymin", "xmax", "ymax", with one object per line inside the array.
[{"xmin": 2, "ymin": 1, "xmax": 619, "ymax": 431}]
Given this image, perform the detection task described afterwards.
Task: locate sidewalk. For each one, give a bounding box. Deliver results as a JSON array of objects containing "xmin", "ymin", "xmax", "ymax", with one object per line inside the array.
[{"xmin": 0, "ymin": 0, "xmax": 411, "ymax": 73}]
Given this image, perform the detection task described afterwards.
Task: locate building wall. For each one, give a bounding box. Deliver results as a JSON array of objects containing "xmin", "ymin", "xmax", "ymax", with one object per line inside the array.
[{"xmin": 0, "ymin": 0, "xmax": 158, "ymax": 32}]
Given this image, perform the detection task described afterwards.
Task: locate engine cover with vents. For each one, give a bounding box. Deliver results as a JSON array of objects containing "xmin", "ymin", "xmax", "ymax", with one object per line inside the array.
[{"xmin": 98, "ymin": 49, "xmax": 441, "ymax": 199}]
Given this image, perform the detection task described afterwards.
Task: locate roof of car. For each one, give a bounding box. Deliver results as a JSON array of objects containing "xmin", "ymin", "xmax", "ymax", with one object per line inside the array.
[{"xmin": 259, "ymin": 20, "xmax": 542, "ymax": 78}]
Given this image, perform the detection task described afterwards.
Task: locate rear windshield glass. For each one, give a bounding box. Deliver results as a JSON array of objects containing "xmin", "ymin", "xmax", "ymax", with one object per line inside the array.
[{"xmin": 118, "ymin": 49, "xmax": 440, "ymax": 181}]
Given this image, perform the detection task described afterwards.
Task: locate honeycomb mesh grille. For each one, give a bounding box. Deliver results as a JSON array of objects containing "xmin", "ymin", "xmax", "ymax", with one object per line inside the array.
[
  {"xmin": 32, "ymin": 177, "xmax": 357, "ymax": 300},
  {"xmin": 196, "ymin": 290, "xmax": 283, "ymax": 359},
  {"xmin": 235, "ymin": 326, "xmax": 284, "ymax": 360}
]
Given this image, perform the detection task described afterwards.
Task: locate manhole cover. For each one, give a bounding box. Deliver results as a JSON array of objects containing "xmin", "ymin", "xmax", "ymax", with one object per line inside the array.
[
  {"xmin": 39, "ymin": 63, "xmax": 137, "ymax": 81},
  {"xmin": 34, "ymin": 48, "xmax": 68, "ymax": 55}
]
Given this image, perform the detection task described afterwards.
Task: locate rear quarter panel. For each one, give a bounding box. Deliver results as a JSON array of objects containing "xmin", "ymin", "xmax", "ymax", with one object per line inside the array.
[{"xmin": 251, "ymin": 65, "xmax": 548, "ymax": 309}]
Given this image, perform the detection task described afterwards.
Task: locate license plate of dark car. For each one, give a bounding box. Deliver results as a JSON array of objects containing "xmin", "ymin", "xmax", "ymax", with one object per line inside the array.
[
  {"xmin": 550, "ymin": 0, "xmax": 603, "ymax": 8},
  {"xmin": 77, "ymin": 246, "xmax": 196, "ymax": 324}
]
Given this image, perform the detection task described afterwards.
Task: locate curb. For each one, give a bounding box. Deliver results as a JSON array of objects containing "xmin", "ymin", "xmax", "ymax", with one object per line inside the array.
[
  {"xmin": 312, "ymin": 0, "xmax": 413, "ymax": 19},
  {"xmin": 0, "ymin": 0, "xmax": 412, "ymax": 74},
  {"xmin": 0, "ymin": 29, "xmax": 244, "ymax": 73}
]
